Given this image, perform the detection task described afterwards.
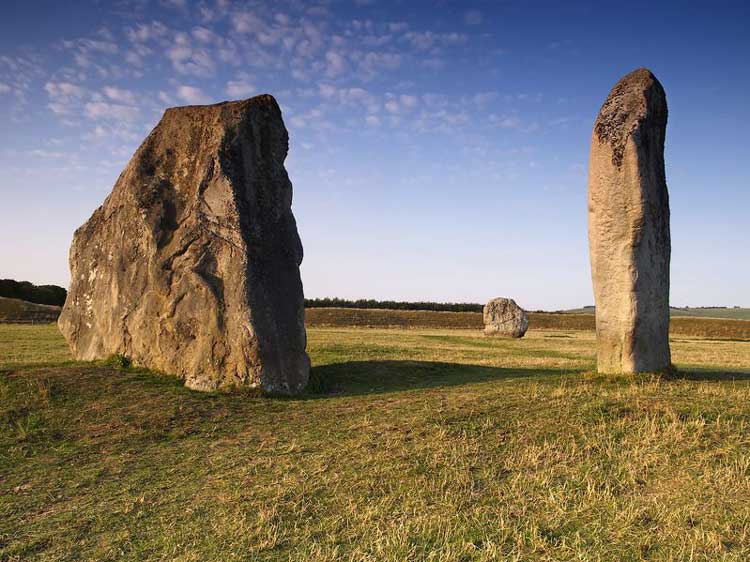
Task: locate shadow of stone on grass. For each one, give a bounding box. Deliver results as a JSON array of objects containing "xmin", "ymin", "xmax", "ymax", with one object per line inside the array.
[
  {"xmin": 670, "ymin": 367, "xmax": 750, "ymax": 382},
  {"xmin": 307, "ymin": 360, "xmax": 580, "ymax": 397}
]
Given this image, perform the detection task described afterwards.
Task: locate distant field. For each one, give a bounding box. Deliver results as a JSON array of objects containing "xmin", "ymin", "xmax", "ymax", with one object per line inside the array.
[
  {"xmin": 2, "ymin": 323, "xmax": 750, "ymax": 561},
  {"xmin": 564, "ymin": 306, "xmax": 750, "ymax": 321},
  {"xmin": 0, "ymin": 296, "xmax": 61, "ymax": 324},
  {"xmin": 669, "ymin": 307, "xmax": 750, "ymax": 320},
  {"xmin": 3, "ymin": 297, "xmax": 749, "ymax": 340},
  {"xmin": 306, "ymin": 307, "xmax": 750, "ymax": 340}
]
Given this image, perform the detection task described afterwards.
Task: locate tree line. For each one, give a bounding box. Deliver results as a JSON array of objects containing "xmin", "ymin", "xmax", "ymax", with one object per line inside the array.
[
  {"xmin": 304, "ymin": 297, "xmax": 483, "ymax": 313},
  {"xmin": 0, "ymin": 281, "xmax": 487, "ymax": 312},
  {"xmin": 0, "ymin": 279, "xmax": 67, "ymax": 307}
]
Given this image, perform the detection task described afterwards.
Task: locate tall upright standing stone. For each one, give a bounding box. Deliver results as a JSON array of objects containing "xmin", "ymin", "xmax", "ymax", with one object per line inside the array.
[
  {"xmin": 588, "ymin": 68, "xmax": 671, "ymax": 373},
  {"xmin": 59, "ymin": 95, "xmax": 310, "ymax": 394}
]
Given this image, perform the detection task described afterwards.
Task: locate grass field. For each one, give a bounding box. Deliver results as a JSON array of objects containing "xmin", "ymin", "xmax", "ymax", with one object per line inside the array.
[
  {"xmin": 562, "ymin": 306, "xmax": 750, "ymax": 321},
  {"xmin": 2, "ymin": 324, "xmax": 750, "ymax": 561},
  {"xmin": 669, "ymin": 307, "xmax": 750, "ymax": 320},
  {"xmin": 4, "ymin": 296, "xmax": 750, "ymax": 339},
  {"xmin": 306, "ymin": 307, "xmax": 750, "ymax": 340}
]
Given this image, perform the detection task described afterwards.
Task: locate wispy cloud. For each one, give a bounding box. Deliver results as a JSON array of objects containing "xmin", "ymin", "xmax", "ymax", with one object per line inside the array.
[
  {"xmin": 225, "ymin": 78, "xmax": 255, "ymax": 98},
  {"xmin": 127, "ymin": 21, "xmax": 168, "ymax": 43},
  {"xmin": 168, "ymin": 32, "xmax": 214, "ymax": 77},
  {"xmin": 26, "ymin": 0, "xmax": 540, "ymax": 171},
  {"xmin": 176, "ymin": 85, "xmax": 210, "ymax": 105},
  {"xmin": 103, "ymin": 86, "xmax": 137, "ymax": 105},
  {"xmin": 85, "ymin": 101, "xmax": 140, "ymax": 122},
  {"xmin": 46, "ymin": 81, "xmax": 83, "ymax": 98},
  {"xmin": 45, "ymin": 81, "xmax": 87, "ymax": 116},
  {"xmin": 403, "ymin": 31, "xmax": 466, "ymax": 50}
]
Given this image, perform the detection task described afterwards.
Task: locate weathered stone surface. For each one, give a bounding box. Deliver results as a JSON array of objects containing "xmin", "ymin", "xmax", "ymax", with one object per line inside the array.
[
  {"xmin": 483, "ymin": 297, "xmax": 528, "ymax": 338},
  {"xmin": 59, "ymin": 95, "xmax": 310, "ymax": 394},
  {"xmin": 588, "ymin": 68, "xmax": 671, "ymax": 373}
]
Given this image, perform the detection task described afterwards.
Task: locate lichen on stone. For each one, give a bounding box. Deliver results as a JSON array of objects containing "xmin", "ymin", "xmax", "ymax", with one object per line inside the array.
[{"xmin": 593, "ymin": 68, "xmax": 664, "ymax": 167}]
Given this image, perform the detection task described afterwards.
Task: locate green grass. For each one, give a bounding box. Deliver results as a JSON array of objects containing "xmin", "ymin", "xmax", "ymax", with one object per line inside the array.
[
  {"xmin": 0, "ymin": 324, "xmax": 76, "ymax": 369},
  {"xmin": 563, "ymin": 306, "xmax": 750, "ymax": 321},
  {"xmin": 669, "ymin": 307, "xmax": 750, "ymax": 320},
  {"xmin": 2, "ymin": 324, "xmax": 750, "ymax": 560}
]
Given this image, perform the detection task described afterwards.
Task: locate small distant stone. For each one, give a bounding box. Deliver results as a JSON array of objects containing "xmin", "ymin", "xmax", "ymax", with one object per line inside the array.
[{"xmin": 483, "ymin": 298, "xmax": 528, "ymax": 338}]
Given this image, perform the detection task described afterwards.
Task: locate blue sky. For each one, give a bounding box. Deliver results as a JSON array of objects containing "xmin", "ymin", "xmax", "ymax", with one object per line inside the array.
[{"xmin": 1, "ymin": 0, "xmax": 748, "ymax": 310}]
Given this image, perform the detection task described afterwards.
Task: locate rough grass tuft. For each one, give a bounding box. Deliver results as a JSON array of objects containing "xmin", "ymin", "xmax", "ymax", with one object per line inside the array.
[{"xmin": 101, "ymin": 353, "xmax": 131, "ymax": 369}]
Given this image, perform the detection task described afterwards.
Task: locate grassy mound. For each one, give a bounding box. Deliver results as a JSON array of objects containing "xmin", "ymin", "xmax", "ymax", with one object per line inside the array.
[{"xmin": 0, "ymin": 297, "xmax": 61, "ymax": 324}]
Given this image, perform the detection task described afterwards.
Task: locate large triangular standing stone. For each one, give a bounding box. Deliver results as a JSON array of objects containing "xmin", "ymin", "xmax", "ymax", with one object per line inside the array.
[{"xmin": 59, "ymin": 95, "xmax": 310, "ymax": 394}]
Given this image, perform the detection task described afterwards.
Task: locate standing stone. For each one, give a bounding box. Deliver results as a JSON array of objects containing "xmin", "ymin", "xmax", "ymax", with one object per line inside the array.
[
  {"xmin": 58, "ymin": 95, "xmax": 310, "ymax": 394},
  {"xmin": 588, "ymin": 68, "xmax": 671, "ymax": 373},
  {"xmin": 483, "ymin": 297, "xmax": 528, "ymax": 338}
]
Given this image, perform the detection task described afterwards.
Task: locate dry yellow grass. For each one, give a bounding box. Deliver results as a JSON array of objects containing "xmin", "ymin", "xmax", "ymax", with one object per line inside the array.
[{"xmin": 2, "ymin": 324, "xmax": 750, "ymax": 561}]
